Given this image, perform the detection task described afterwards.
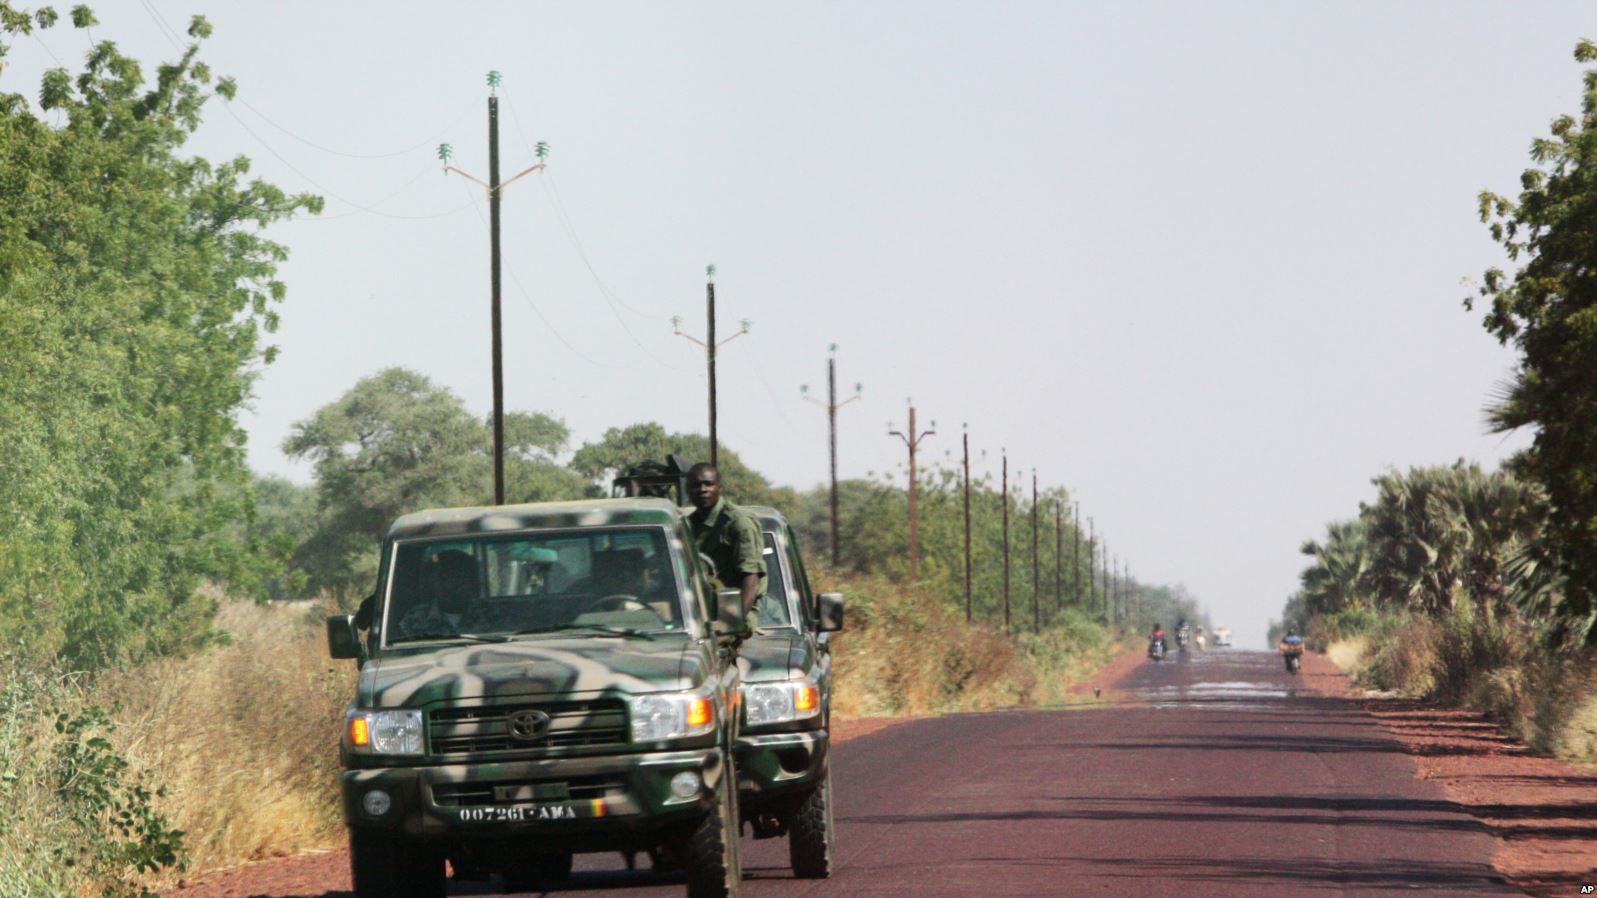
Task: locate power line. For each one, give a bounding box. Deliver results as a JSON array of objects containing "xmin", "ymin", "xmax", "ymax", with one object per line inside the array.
[
  {"xmin": 539, "ymin": 170, "xmax": 657, "ymax": 317},
  {"xmin": 232, "ymin": 96, "xmax": 472, "ymax": 160},
  {"xmin": 220, "ymin": 101, "xmax": 480, "ymax": 221},
  {"xmin": 458, "ymin": 180, "xmax": 623, "ymax": 370},
  {"xmin": 533, "ymin": 177, "xmax": 688, "ymax": 371}
]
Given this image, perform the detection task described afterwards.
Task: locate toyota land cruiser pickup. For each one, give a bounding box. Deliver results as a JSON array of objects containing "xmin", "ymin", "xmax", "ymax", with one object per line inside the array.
[{"xmin": 325, "ymin": 497, "xmax": 842, "ymax": 898}]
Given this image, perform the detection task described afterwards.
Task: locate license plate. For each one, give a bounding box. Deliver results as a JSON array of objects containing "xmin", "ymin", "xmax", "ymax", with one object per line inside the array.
[{"xmin": 454, "ymin": 802, "xmax": 590, "ymax": 823}]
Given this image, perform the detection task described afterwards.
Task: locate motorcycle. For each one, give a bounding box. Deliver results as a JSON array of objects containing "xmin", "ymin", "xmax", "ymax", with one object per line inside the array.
[
  {"xmin": 1280, "ymin": 635, "xmax": 1304, "ymax": 674},
  {"xmin": 1175, "ymin": 626, "xmax": 1191, "ymax": 653},
  {"xmin": 1148, "ymin": 636, "xmax": 1167, "ymax": 662}
]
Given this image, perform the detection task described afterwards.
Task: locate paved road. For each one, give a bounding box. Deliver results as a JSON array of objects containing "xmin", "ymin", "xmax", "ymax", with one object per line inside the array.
[{"xmin": 503, "ymin": 650, "xmax": 1515, "ymax": 897}]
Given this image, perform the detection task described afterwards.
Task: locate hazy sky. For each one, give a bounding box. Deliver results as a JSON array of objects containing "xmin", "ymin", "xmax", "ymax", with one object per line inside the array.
[{"xmin": 13, "ymin": 2, "xmax": 1590, "ymax": 645}]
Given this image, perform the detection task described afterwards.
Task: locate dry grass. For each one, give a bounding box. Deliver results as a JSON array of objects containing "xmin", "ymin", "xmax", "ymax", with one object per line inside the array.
[
  {"xmin": 92, "ymin": 593, "xmax": 355, "ymax": 877},
  {"xmin": 1324, "ymin": 637, "xmax": 1369, "ymax": 676},
  {"xmin": 821, "ymin": 571, "xmax": 1113, "ymax": 718},
  {"xmin": 1341, "ymin": 606, "xmax": 1597, "ymax": 770}
]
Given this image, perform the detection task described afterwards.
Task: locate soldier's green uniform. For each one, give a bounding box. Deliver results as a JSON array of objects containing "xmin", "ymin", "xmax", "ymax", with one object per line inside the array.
[{"xmin": 688, "ymin": 497, "xmax": 767, "ymax": 631}]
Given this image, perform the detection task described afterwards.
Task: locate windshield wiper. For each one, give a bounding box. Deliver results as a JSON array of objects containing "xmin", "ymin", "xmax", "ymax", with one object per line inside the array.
[
  {"xmin": 510, "ymin": 624, "xmax": 656, "ymax": 641},
  {"xmin": 389, "ymin": 632, "xmax": 509, "ymax": 645}
]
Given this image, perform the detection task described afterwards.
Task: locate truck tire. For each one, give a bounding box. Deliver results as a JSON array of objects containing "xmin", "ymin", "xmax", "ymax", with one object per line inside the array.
[
  {"xmin": 349, "ymin": 830, "xmax": 445, "ymax": 898},
  {"xmin": 682, "ymin": 768, "xmax": 742, "ymax": 898},
  {"xmin": 787, "ymin": 769, "xmax": 834, "ymax": 878}
]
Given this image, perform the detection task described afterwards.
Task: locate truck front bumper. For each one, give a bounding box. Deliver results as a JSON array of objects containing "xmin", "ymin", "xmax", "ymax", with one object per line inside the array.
[
  {"xmin": 341, "ymin": 747, "xmax": 724, "ymax": 846},
  {"xmin": 735, "ymin": 728, "xmax": 828, "ymax": 806}
]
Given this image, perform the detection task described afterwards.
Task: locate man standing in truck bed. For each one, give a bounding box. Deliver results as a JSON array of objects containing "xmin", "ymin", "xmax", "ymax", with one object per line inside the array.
[{"xmin": 686, "ymin": 462, "xmax": 765, "ymax": 637}]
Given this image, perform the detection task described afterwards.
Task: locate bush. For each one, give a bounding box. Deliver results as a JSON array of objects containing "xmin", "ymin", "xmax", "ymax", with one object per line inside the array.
[
  {"xmin": 824, "ymin": 571, "xmax": 1115, "ymax": 717},
  {"xmin": 0, "ymin": 659, "xmax": 185, "ymax": 898}
]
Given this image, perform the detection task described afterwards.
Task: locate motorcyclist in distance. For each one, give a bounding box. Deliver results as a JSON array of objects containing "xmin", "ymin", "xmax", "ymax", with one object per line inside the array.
[
  {"xmin": 1149, "ymin": 622, "xmax": 1167, "ymax": 654},
  {"xmin": 1279, "ymin": 622, "xmax": 1306, "ymax": 672}
]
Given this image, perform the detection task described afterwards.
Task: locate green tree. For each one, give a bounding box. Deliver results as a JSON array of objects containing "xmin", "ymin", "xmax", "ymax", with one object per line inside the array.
[
  {"xmin": 1472, "ymin": 38, "xmax": 1597, "ymax": 640},
  {"xmin": 284, "ymin": 368, "xmax": 585, "ymax": 595},
  {"xmin": 1298, "ymin": 519, "xmax": 1369, "ymax": 616},
  {"xmin": 0, "ymin": 4, "xmax": 319, "ymax": 666},
  {"xmin": 569, "ymin": 422, "xmax": 797, "ymax": 508}
]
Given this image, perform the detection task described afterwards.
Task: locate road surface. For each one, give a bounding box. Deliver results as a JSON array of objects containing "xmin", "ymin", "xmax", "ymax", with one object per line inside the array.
[{"xmin": 486, "ymin": 649, "xmax": 1517, "ymax": 896}]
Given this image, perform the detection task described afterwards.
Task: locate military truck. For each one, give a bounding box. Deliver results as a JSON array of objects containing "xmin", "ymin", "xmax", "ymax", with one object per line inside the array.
[
  {"xmin": 325, "ymin": 497, "xmax": 843, "ymax": 898},
  {"xmin": 732, "ymin": 506, "xmax": 837, "ymax": 876}
]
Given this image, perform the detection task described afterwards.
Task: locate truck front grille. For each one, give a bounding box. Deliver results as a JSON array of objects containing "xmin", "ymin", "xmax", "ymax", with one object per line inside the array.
[
  {"xmin": 432, "ymin": 772, "xmax": 629, "ymax": 808},
  {"xmin": 428, "ymin": 698, "xmax": 628, "ymax": 755}
]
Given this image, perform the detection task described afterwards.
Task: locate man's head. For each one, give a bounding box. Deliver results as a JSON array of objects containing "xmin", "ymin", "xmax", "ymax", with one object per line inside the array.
[{"xmin": 688, "ymin": 463, "xmax": 722, "ymax": 511}]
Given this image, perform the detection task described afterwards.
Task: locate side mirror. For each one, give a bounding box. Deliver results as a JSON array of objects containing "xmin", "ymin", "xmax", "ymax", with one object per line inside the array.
[
  {"xmin": 353, "ymin": 593, "xmax": 376, "ymax": 630},
  {"xmin": 817, "ymin": 593, "xmax": 844, "ymax": 632},
  {"xmin": 711, "ymin": 588, "xmax": 744, "ymax": 642},
  {"xmin": 327, "ymin": 614, "xmax": 363, "ymax": 660}
]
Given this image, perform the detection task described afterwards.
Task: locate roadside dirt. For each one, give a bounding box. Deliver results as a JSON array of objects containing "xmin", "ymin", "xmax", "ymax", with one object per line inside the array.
[{"xmin": 1301, "ymin": 651, "xmax": 1597, "ymax": 896}]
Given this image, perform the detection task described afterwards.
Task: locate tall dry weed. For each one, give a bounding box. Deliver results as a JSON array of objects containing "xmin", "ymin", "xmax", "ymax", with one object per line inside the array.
[
  {"xmin": 822, "ymin": 572, "xmax": 1112, "ymax": 717},
  {"xmin": 93, "ymin": 594, "xmax": 354, "ymax": 877}
]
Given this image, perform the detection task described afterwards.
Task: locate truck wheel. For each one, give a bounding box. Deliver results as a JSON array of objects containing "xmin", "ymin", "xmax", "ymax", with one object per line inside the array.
[
  {"xmin": 349, "ymin": 830, "xmax": 445, "ymax": 898},
  {"xmin": 682, "ymin": 769, "xmax": 742, "ymax": 898},
  {"xmin": 787, "ymin": 769, "xmax": 834, "ymax": 878}
]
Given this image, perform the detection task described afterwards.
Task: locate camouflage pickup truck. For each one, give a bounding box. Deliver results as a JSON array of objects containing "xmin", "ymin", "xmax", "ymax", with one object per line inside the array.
[{"xmin": 325, "ymin": 497, "xmax": 843, "ymax": 898}]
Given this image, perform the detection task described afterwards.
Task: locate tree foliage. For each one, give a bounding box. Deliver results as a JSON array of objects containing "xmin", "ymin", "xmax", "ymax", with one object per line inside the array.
[
  {"xmin": 1288, "ymin": 463, "xmax": 1550, "ymax": 637},
  {"xmin": 569, "ymin": 421, "xmax": 798, "ymax": 509},
  {"xmin": 0, "ymin": 4, "xmax": 318, "ymax": 666},
  {"xmin": 283, "ymin": 368, "xmax": 587, "ymax": 596},
  {"xmin": 1471, "ymin": 38, "xmax": 1597, "ymax": 640}
]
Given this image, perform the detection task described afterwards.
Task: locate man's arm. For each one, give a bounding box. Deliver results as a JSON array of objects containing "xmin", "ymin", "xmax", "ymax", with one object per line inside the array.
[
  {"xmin": 739, "ymin": 572, "xmax": 761, "ymax": 614},
  {"xmin": 732, "ymin": 514, "xmax": 767, "ymax": 614}
]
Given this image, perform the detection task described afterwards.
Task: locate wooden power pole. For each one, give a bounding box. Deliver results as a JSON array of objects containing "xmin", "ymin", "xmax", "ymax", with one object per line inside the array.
[
  {"xmin": 673, "ymin": 266, "xmax": 748, "ymax": 468},
  {"xmin": 1031, "ymin": 470, "xmax": 1040, "ymax": 634},
  {"xmin": 889, "ymin": 404, "xmax": 935, "ymax": 580},
  {"xmin": 962, "ymin": 425, "xmax": 973, "ymax": 623},
  {"xmin": 438, "ymin": 71, "xmax": 547, "ymax": 505},
  {"xmin": 802, "ymin": 346, "xmax": 860, "ymax": 566},
  {"xmin": 1002, "ymin": 451, "xmax": 1011, "ymax": 633}
]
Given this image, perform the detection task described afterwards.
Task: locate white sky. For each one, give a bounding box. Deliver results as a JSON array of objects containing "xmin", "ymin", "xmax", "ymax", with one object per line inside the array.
[{"xmin": 13, "ymin": 1, "xmax": 1588, "ymax": 646}]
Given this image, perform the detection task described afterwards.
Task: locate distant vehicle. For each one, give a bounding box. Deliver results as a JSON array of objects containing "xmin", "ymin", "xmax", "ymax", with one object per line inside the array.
[{"xmin": 1211, "ymin": 627, "xmax": 1232, "ymax": 647}]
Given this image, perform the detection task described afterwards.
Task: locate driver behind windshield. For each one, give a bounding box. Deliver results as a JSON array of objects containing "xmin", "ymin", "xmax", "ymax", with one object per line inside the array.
[
  {"xmin": 393, "ymin": 549, "xmax": 502, "ymax": 640},
  {"xmin": 582, "ymin": 548, "xmax": 682, "ymax": 627}
]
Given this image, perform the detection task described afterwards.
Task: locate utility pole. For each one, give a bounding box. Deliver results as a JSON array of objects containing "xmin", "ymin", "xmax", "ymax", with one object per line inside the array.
[
  {"xmin": 1101, "ymin": 537, "xmax": 1110, "ymax": 623},
  {"xmin": 438, "ymin": 71, "xmax": 547, "ymax": 505},
  {"xmin": 1111, "ymin": 556, "xmax": 1119, "ymax": 625},
  {"xmin": 801, "ymin": 345, "xmax": 861, "ymax": 566},
  {"xmin": 1001, "ymin": 451, "xmax": 1011, "ymax": 634},
  {"xmin": 888, "ymin": 404, "xmax": 935, "ymax": 580},
  {"xmin": 1073, "ymin": 502, "xmax": 1082, "ymax": 607},
  {"xmin": 962, "ymin": 425, "xmax": 973, "ymax": 623},
  {"xmin": 673, "ymin": 265, "xmax": 748, "ymax": 468},
  {"xmin": 1087, "ymin": 517, "xmax": 1097, "ymax": 613},
  {"xmin": 1031, "ymin": 470, "xmax": 1040, "ymax": 634},
  {"xmin": 1054, "ymin": 499, "xmax": 1063, "ymax": 614}
]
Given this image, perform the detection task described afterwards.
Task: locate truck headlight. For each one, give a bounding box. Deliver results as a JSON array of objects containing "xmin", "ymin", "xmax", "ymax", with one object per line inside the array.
[
  {"xmin": 742, "ymin": 682, "xmax": 820, "ymax": 726},
  {"xmin": 629, "ymin": 692, "xmax": 715, "ymax": 742},
  {"xmin": 348, "ymin": 710, "xmax": 424, "ymax": 755}
]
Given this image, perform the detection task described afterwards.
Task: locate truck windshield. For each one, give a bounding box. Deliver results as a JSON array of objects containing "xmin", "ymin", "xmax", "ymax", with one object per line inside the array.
[{"xmin": 383, "ymin": 527, "xmax": 686, "ymax": 644}]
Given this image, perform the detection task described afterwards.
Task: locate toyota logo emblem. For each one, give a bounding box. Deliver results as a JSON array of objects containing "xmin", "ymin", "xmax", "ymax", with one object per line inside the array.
[{"xmin": 508, "ymin": 710, "xmax": 552, "ymax": 741}]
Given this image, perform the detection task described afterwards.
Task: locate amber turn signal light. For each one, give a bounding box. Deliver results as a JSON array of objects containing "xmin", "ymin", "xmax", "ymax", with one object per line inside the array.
[
  {"xmin": 795, "ymin": 685, "xmax": 819, "ymax": 713},
  {"xmin": 686, "ymin": 698, "xmax": 713, "ymax": 728}
]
